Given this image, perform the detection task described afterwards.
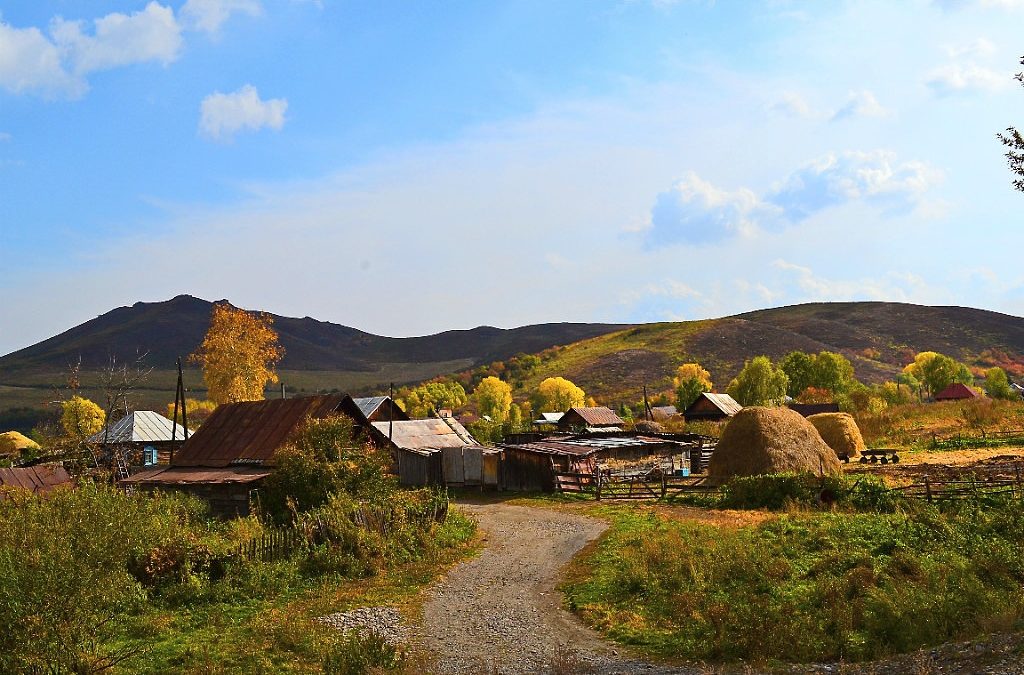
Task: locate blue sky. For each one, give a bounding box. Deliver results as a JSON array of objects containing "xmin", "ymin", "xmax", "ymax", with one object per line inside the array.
[{"xmin": 1, "ymin": 0, "xmax": 1022, "ymax": 355}]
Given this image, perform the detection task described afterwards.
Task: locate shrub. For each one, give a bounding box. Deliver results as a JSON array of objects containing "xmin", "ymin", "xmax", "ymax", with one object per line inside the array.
[
  {"xmin": 321, "ymin": 631, "xmax": 404, "ymax": 675},
  {"xmin": 719, "ymin": 473, "xmax": 904, "ymax": 512}
]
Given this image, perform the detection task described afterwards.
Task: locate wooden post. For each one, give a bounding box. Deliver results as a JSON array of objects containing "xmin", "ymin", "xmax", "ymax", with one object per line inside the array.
[
  {"xmin": 595, "ymin": 471, "xmax": 602, "ymax": 501},
  {"xmin": 661, "ymin": 471, "xmax": 667, "ymax": 498},
  {"xmin": 925, "ymin": 476, "xmax": 932, "ymax": 503}
]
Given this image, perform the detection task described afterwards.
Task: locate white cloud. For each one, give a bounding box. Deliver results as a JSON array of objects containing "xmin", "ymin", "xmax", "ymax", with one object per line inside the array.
[
  {"xmin": 772, "ymin": 259, "xmax": 949, "ymax": 304},
  {"xmin": 945, "ymin": 37, "xmax": 996, "ymax": 58},
  {"xmin": 0, "ymin": 21, "xmax": 81, "ymax": 96},
  {"xmin": 831, "ymin": 90, "xmax": 887, "ymax": 121},
  {"xmin": 0, "ymin": 132, "xmax": 10, "ymax": 142},
  {"xmin": 934, "ymin": 0, "xmax": 1024, "ymax": 9},
  {"xmin": 767, "ymin": 151, "xmax": 942, "ymax": 220},
  {"xmin": 199, "ymin": 84, "xmax": 287, "ymax": 141},
  {"xmin": 769, "ymin": 91, "xmax": 813, "ymax": 118},
  {"xmin": 926, "ymin": 62, "xmax": 1008, "ymax": 95},
  {"xmin": 180, "ymin": 0, "xmax": 262, "ymax": 34},
  {"xmin": 647, "ymin": 172, "xmax": 780, "ymax": 245},
  {"xmin": 51, "ymin": 2, "xmax": 182, "ymax": 75}
]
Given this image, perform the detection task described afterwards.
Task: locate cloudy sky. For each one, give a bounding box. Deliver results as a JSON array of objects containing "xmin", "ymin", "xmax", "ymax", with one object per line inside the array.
[{"xmin": 1, "ymin": 0, "xmax": 1022, "ymax": 355}]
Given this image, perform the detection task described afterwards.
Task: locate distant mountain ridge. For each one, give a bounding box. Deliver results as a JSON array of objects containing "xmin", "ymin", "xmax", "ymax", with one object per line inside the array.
[{"xmin": 0, "ymin": 295, "xmax": 629, "ymax": 375}]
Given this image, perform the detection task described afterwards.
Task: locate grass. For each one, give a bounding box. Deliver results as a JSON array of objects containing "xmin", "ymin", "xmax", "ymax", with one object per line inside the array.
[
  {"xmin": 855, "ymin": 399, "xmax": 1024, "ymax": 450},
  {"xmin": 560, "ymin": 495, "xmax": 1024, "ymax": 665}
]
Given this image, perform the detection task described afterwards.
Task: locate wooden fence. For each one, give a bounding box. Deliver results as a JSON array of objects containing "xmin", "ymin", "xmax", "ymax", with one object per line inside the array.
[
  {"xmin": 896, "ymin": 472, "xmax": 1024, "ymax": 502},
  {"xmin": 931, "ymin": 429, "xmax": 1024, "ymax": 450},
  {"xmin": 555, "ymin": 471, "xmax": 721, "ymax": 500}
]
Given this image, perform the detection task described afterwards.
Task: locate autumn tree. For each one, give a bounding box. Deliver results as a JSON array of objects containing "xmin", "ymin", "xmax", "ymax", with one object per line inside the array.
[
  {"xmin": 726, "ymin": 356, "xmax": 789, "ymax": 406},
  {"xmin": 166, "ymin": 398, "xmax": 218, "ymax": 427},
  {"xmin": 535, "ymin": 376, "xmax": 586, "ymax": 412},
  {"xmin": 60, "ymin": 396, "xmax": 105, "ymax": 440},
  {"xmin": 673, "ymin": 363, "xmax": 712, "ymax": 410},
  {"xmin": 998, "ymin": 56, "xmax": 1024, "ymax": 192},
  {"xmin": 903, "ymin": 351, "xmax": 973, "ymax": 398},
  {"xmin": 984, "ymin": 367, "xmax": 1016, "ymax": 400},
  {"xmin": 472, "ymin": 376, "xmax": 513, "ymax": 424},
  {"xmin": 398, "ymin": 381, "xmax": 468, "ymax": 418},
  {"xmin": 191, "ymin": 303, "xmax": 284, "ymax": 405},
  {"xmin": 780, "ymin": 350, "xmax": 855, "ymax": 398},
  {"xmin": 779, "ymin": 351, "xmax": 815, "ymax": 398}
]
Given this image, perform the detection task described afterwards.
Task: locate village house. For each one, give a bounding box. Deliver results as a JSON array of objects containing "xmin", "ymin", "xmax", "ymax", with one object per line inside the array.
[
  {"xmin": 683, "ymin": 392, "xmax": 743, "ymax": 422},
  {"xmin": 368, "ymin": 413, "xmax": 493, "ymax": 488},
  {"xmin": 934, "ymin": 382, "xmax": 979, "ymax": 402},
  {"xmin": 0, "ymin": 465, "xmax": 72, "ymax": 500},
  {"xmin": 557, "ymin": 406, "xmax": 624, "ymax": 432},
  {"xmin": 87, "ymin": 410, "xmax": 191, "ymax": 469}
]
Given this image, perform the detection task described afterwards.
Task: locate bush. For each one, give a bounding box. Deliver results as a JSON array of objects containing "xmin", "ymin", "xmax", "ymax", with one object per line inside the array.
[
  {"xmin": 719, "ymin": 473, "xmax": 904, "ymax": 512},
  {"xmin": 321, "ymin": 631, "xmax": 404, "ymax": 675}
]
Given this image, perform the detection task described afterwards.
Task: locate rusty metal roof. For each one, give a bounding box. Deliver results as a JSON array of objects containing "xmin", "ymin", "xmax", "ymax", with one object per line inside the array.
[
  {"xmin": 934, "ymin": 383, "xmax": 978, "ymax": 400},
  {"xmin": 0, "ymin": 465, "xmax": 72, "ymax": 498},
  {"xmin": 172, "ymin": 394, "xmax": 345, "ymax": 468},
  {"xmin": 370, "ymin": 418, "xmax": 478, "ymax": 451},
  {"xmin": 87, "ymin": 410, "xmax": 191, "ymax": 445},
  {"xmin": 561, "ymin": 407, "xmax": 624, "ymax": 427},
  {"xmin": 119, "ymin": 466, "xmax": 271, "ymax": 485},
  {"xmin": 500, "ymin": 434, "xmax": 685, "ymax": 457}
]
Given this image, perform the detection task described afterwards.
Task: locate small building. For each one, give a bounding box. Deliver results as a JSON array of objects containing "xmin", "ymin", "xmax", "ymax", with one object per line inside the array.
[
  {"xmin": 88, "ymin": 410, "xmax": 191, "ymax": 467},
  {"xmin": 788, "ymin": 402, "xmax": 841, "ymax": 417},
  {"xmin": 338, "ymin": 395, "xmax": 409, "ymax": 426},
  {"xmin": 557, "ymin": 407, "xmax": 624, "ymax": 433},
  {"xmin": 121, "ymin": 395, "xmax": 346, "ymax": 517},
  {"xmin": 934, "ymin": 383, "xmax": 979, "ymax": 402},
  {"xmin": 368, "ymin": 417, "xmax": 497, "ymax": 488},
  {"xmin": 651, "ymin": 405, "xmax": 678, "ymax": 421},
  {"xmin": 683, "ymin": 393, "xmax": 743, "ymax": 422},
  {"xmin": 0, "ymin": 465, "xmax": 72, "ymax": 500},
  {"xmin": 532, "ymin": 412, "xmax": 564, "ymax": 428}
]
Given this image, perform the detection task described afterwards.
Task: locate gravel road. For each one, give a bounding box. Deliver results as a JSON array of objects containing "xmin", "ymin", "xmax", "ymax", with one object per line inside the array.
[{"xmin": 414, "ymin": 502, "xmax": 687, "ymax": 674}]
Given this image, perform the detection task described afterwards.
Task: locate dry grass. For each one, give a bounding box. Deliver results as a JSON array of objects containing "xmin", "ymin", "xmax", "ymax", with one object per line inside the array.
[
  {"xmin": 808, "ymin": 412, "xmax": 866, "ymax": 460},
  {"xmin": 708, "ymin": 407, "xmax": 842, "ymax": 479}
]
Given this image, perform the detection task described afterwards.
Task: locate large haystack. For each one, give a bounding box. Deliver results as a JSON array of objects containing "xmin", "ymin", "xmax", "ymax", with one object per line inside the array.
[
  {"xmin": 807, "ymin": 412, "xmax": 865, "ymax": 460},
  {"xmin": 708, "ymin": 406, "xmax": 842, "ymax": 479},
  {"xmin": 0, "ymin": 431, "xmax": 39, "ymax": 455}
]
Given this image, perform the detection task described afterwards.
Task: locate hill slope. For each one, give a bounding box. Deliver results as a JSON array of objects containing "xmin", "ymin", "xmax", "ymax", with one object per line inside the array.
[
  {"xmin": 0, "ymin": 295, "xmax": 627, "ymax": 384},
  {"xmin": 509, "ymin": 302, "xmax": 1024, "ymax": 404}
]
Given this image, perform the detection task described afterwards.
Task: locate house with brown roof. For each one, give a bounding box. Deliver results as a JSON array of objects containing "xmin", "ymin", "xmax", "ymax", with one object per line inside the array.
[
  {"xmin": 934, "ymin": 382, "xmax": 979, "ymax": 402},
  {"xmin": 683, "ymin": 393, "xmax": 743, "ymax": 422},
  {"xmin": 557, "ymin": 407, "xmax": 624, "ymax": 432},
  {"xmin": 0, "ymin": 465, "xmax": 72, "ymax": 500},
  {"xmin": 121, "ymin": 395, "xmax": 347, "ymax": 516}
]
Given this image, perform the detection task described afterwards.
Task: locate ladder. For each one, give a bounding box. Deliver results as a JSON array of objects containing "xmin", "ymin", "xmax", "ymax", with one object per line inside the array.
[{"xmin": 113, "ymin": 448, "xmax": 130, "ymax": 482}]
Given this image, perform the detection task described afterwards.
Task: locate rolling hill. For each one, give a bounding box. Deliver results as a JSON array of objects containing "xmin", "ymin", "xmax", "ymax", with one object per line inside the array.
[
  {"xmin": 4, "ymin": 297, "xmax": 1024, "ymax": 427},
  {"xmin": 503, "ymin": 302, "xmax": 1024, "ymax": 404}
]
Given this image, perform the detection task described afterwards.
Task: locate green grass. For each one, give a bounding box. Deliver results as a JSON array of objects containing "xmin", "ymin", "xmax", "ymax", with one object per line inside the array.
[{"xmin": 562, "ymin": 497, "xmax": 1024, "ymax": 664}]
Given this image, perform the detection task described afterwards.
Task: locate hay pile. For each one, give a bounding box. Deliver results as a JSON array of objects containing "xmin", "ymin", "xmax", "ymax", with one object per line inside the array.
[
  {"xmin": 708, "ymin": 406, "xmax": 842, "ymax": 479},
  {"xmin": 807, "ymin": 412, "xmax": 865, "ymax": 460},
  {"xmin": 0, "ymin": 431, "xmax": 39, "ymax": 455}
]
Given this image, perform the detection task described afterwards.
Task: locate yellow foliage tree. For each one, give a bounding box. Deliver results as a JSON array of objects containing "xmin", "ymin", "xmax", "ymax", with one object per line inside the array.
[
  {"xmin": 473, "ymin": 376, "xmax": 513, "ymax": 424},
  {"xmin": 166, "ymin": 398, "xmax": 218, "ymax": 427},
  {"xmin": 61, "ymin": 396, "xmax": 105, "ymax": 439},
  {"xmin": 191, "ymin": 303, "xmax": 284, "ymax": 405},
  {"xmin": 672, "ymin": 363, "xmax": 713, "ymax": 410},
  {"xmin": 536, "ymin": 376, "xmax": 586, "ymax": 412}
]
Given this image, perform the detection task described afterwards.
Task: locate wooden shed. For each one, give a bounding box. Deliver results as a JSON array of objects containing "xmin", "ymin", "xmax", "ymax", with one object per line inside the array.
[
  {"xmin": 684, "ymin": 393, "xmax": 743, "ymax": 422},
  {"xmin": 0, "ymin": 465, "xmax": 72, "ymax": 500},
  {"xmin": 557, "ymin": 407, "xmax": 624, "ymax": 432}
]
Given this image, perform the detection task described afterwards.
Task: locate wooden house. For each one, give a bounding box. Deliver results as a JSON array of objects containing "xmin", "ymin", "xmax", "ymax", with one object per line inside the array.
[
  {"xmin": 368, "ymin": 417, "xmax": 497, "ymax": 488},
  {"xmin": 788, "ymin": 403, "xmax": 841, "ymax": 417},
  {"xmin": 88, "ymin": 410, "xmax": 191, "ymax": 468},
  {"xmin": 0, "ymin": 465, "xmax": 72, "ymax": 500},
  {"xmin": 683, "ymin": 393, "xmax": 742, "ymax": 422},
  {"xmin": 120, "ymin": 395, "xmax": 345, "ymax": 517},
  {"xmin": 557, "ymin": 407, "xmax": 624, "ymax": 432}
]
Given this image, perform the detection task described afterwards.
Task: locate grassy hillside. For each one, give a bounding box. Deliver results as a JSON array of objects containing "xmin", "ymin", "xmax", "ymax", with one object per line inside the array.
[{"xmin": 504, "ymin": 303, "xmax": 1024, "ymax": 406}]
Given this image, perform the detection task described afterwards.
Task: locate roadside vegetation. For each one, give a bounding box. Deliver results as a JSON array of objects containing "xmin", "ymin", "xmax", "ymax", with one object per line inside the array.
[{"xmin": 561, "ymin": 481, "xmax": 1024, "ymax": 665}]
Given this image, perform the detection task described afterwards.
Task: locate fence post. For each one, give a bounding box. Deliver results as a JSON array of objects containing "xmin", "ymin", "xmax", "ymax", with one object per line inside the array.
[
  {"xmin": 925, "ymin": 476, "xmax": 932, "ymax": 503},
  {"xmin": 595, "ymin": 472, "xmax": 602, "ymax": 501},
  {"xmin": 661, "ymin": 471, "xmax": 667, "ymax": 498}
]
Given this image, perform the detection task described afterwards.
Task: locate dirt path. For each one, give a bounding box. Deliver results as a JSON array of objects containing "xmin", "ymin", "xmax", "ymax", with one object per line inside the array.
[{"xmin": 414, "ymin": 502, "xmax": 686, "ymax": 674}]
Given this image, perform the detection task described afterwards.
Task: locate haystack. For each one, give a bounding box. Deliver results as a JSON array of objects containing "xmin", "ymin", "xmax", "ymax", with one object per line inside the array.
[
  {"xmin": 807, "ymin": 412, "xmax": 865, "ymax": 460},
  {"xmin": 0, "ymin": 431, "xmax": 39, "ymax": 455},
  {"xmin": 707, "ymin": 406, "xmax": 842, "ymax": 479}
]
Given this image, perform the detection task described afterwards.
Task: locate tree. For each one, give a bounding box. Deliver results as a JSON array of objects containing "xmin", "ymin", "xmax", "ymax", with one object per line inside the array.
[
  {"xmin": 779, "ymin": 351, "xmax": 815, "ymax": 398},
  {"xmin": 535, "ymin": 377, "xmax": 586, "ymax": 412},
  {"xmin": 191, "ymin": 303, "xmax": 284, "ymax": 405},
  {"xmin": 984, "ymin": 367, "xmax": 1016, "ymax": 400},
  {"xmin": 473, "ymin": 377, "xmax": 513, "ymax": 424},
  {"xmin": 998, "ymin": 56, "xmax": 1024, "ymax": 192},
  {"xmin": 903, "ymin": 351, "xmax": 972, "ymax": 397},
  {"xmin": 398, "ymin": 380, "xmax": 468, "ymax": 418},
  {"xmin": 506, "ymin": 403, "xmax": 524, "ymax": 432},
  {"xmin": 810, "ymin": 351, "xmax": 856, "ymax": 394},
  {"xmin": 726, "ymin": 356, "xmax": 789, "ymax": 406},
  {"xmin": 61, "ymin": 396, "xmax": 105, "ymax": 440},
  {"xmin": 166, "ymin": 398, "xmax": 218, "ymax": 427},
  {"xmin": 672, "ymin": 363, "xmax": 712, "ymax": 410}
]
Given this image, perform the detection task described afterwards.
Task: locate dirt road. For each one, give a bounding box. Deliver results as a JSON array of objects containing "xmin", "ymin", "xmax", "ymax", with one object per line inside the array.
[{"xmin": 415, "ymin": 502, "xmax": 686, "ymax": 674}]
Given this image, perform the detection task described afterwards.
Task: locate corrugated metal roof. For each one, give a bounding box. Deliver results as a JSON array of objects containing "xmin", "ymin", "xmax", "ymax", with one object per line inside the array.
[
  {"xmin": 500, "ymin": 434, "xmax": 684, "ymax": 457},
  {"xmin": 173, "ymin": 394, "xmax": 345, "ymax": 468},
  {"xmin": 562, "ymin": 407, "xmax": 624, "ymax": 427},
  {"xmin": 370, "ymin": 418, "xmax": 479, "ymax": 451},
  {"xmin": 0, "ymin": 465, "xmax": 72, "ymax": 498},
  {"xmin": 688, "ymin": 393, "xmax": 743, "ymax": 416},
  {"xmin": 352, "ymin": 396, "xmax": 388, "ymax": 418},
  {"xmin": 119, "ymin": 466, "xmax": 271, "ymax": 485},
  {"xmin": 88, "ymin": 410, "xmax": 191, "ymax": 444},
  {"xmin": 533, "ymin": 412, "xmax": 564, "ymax": 425}
]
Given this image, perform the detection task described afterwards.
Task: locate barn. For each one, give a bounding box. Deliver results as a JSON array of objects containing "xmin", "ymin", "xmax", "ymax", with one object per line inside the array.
[
  {"xmin": 683, "ymin": 393, "xmax": 743, "ymax": 422},
  {"xmin": 557, "ymin": 407, "xmax": 624, "ymax": 432}
]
